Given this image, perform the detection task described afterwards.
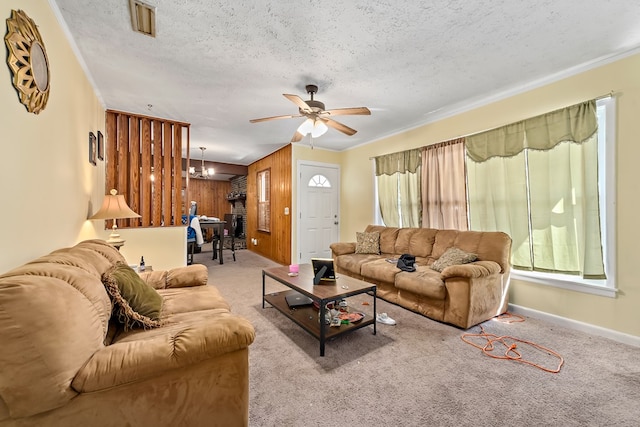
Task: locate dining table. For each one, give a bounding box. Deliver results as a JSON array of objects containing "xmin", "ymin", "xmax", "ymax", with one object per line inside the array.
[{"xmin": 198, "ymin": 219, "xmax": 226, "ymax": 264}]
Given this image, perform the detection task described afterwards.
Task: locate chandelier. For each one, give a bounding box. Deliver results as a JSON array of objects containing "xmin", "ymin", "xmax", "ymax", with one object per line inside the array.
[{"xmin": 189, "ymin": 147, "xmax": 215, "ymax": 179}]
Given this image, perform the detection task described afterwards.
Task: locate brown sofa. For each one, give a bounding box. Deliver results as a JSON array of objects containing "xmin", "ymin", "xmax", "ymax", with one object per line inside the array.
[
  {"xmin": 330, "ymin": 225, "xmax": 512, "ymax": 329},
  {"xmin": 0, "ymin": 239, "xmax": 254, "ymax": 427}
]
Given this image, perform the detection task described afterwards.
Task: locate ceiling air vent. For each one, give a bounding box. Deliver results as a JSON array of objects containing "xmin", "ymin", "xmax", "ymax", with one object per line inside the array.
[{"xmin": 129, "ymin": 0, "xmax": 156, "ymax": 37}]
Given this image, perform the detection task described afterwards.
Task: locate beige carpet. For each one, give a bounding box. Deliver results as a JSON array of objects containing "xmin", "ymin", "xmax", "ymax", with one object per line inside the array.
[{"xmin": 193, "ymin": 248, "xmax": 640, "ymax": 426}]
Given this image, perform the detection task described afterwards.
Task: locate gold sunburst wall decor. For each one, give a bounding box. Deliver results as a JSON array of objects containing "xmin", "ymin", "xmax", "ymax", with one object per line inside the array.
[{"xmin": 5, "ymin": 9, "xmax": 50, "ymax": 114}]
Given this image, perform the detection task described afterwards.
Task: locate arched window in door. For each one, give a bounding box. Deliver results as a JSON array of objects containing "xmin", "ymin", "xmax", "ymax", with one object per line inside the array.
[{"xmin": 308, "ymin": 174, "xmax": 331, "ymax": 188}]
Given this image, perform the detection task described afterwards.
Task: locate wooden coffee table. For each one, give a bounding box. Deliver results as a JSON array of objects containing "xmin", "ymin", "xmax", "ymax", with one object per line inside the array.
[{"xmin": 262, "ymin": 264, "xmax": 376, "ymax": 356}]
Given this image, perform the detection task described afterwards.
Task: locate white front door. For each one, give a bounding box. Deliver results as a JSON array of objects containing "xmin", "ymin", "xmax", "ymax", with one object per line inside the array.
[{"xmin": 298, "ymin": 162, "xmax": 340, "ymax": 264}]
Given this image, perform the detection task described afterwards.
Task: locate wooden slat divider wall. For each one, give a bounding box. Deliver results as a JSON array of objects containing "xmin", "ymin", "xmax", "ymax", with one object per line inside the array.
[
  {"xmin": 105, "ymin": 110, "xmax": 190, "ymax": 229},
  {"xmin": 184, "ymin": 127, "xmax": 190, "ymax": 215},
  {"xmin": 116, "ymin": 114, "xmax": 130, "ymax": 229},
  {"xmin": 105, "ymin": 114, "xmax": 118, "ymax": 201},
  {"xmin": 140, "ymin": 119, "xmax": 152, "ymax": 226},
  {"xmin": 129, "ymin": 117, "xmax": 141, "ymax": 228},
  {"xmin": 152, "ymin": 120, "xmax": 163, "ymax": 226},
  {"xmin": 173, "ymin": 124, "xmax": 182, "ymax": 227},
  {"xmin": 162, "ymin": 122, "xmax": 173, "ymax": 226}
]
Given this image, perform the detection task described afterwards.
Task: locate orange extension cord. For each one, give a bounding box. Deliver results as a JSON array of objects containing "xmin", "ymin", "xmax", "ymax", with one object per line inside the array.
[
  {"xmin": 461, "ymin": 318, "xmax": 564, "ymax": 373},
  {"xmin": 494, "ymin": 312, "xmax": 525, "ymax": 324}
]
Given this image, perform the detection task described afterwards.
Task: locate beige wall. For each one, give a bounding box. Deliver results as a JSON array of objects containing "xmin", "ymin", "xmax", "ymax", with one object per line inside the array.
[
  {"xmin": 338, "ymin": 52, "xmax": 640, "ymax": 337},
  {"xmin": 0, "ymin": 1, "xmax": 184, "ymax": 274}
]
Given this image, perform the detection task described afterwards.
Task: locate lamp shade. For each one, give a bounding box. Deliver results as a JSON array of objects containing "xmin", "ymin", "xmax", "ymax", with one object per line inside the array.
[
  {"xmin": 298, "ymin": 118, "xmax": 329, "ymax": 138},
  {"xmin": 311, "ymin": 120, "xmax": 328, "ymax": 137},
  {"xmin": 89, "ymin": 189, "xmax": 141, "ymax": 220},
  {"xmin": 297, "ymin": 118, "xmax": 314, "ymax": 135}
]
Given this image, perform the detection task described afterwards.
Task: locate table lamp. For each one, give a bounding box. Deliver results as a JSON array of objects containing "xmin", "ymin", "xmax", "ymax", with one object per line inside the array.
[{"xmin": 89, "ymin": 189, "xmax": 141, "ymax": 248}]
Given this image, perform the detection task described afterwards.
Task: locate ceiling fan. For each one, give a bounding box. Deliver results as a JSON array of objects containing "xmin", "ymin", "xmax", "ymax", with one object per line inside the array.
[{"xmin": 249, "ymin": 84, "xmax": 371, "ymax": 143}]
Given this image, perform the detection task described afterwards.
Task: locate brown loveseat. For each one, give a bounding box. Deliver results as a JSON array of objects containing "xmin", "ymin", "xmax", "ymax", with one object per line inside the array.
[
  {"xmin": 330, "ymin": 225, "xmax": 512, "ymax": 329},
  {"xmin": 0, "ymin": 239, "xmax": 254, "ymax": 427}
]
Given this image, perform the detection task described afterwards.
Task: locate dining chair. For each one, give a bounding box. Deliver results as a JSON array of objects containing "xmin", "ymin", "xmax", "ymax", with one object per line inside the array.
[{"xmin": 222, "ymin": 214, "xmax": 236, "ymax": 262}]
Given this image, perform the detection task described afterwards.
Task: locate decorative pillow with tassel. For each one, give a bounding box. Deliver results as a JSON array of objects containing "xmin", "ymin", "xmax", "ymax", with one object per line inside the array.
[{"xmin": 102, "ymin": 263, "xmax": 163, "ymax": 330}]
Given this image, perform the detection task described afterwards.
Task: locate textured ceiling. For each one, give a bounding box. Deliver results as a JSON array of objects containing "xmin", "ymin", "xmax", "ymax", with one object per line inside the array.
[{"xmin": 50, "ymin": 0, "xmax": 640, "ymax": 165}]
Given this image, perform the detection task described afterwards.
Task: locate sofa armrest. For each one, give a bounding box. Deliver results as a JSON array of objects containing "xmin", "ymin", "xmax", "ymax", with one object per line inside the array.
[
  {"xmin": 330, "ymin": 242, "xmax": 356, "ymax": 256},
  {"xmin": 440, "ymin": 260, "xmax": 502, "ymax": 279},
  {"xmin": 139, "ymin": 264, "xmax": 208, "ymax": 289},
  {"xmin": 72, "ymin": 312, "xmax": 255, "ymax": 393}
]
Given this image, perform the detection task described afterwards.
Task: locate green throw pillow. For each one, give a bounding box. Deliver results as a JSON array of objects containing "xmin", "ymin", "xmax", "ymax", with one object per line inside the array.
[
  {"xmin": 430, "ymin": 247, "xmax": 477, "ymax": 272},
  {"xmin": 355, "ymin": 231, "xmax": 381, "ymax": 254},
  {"xmin": 102, "ymin": 263, "xmax": 163, "ymax": 330}
]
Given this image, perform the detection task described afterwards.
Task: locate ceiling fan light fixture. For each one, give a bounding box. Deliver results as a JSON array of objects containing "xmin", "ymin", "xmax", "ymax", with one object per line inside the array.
[
  {"xmin": 297, "ymin": 118, "xmax": 314, "ymax": 135},
  {"xmin": 297, "ymin": 118, "xmax": 328, "ymax": 138},
  {"xmin": 311, "ymin": 120, "xmax": 328, "ymax": 138}
]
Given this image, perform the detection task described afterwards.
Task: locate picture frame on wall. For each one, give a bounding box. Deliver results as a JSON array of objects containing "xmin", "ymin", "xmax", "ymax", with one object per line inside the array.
[
  {"xmin": 97, "ymin": 131, "xmax": 104, "ymax": 161},
  {"xmin": 89, "ymin": 132, "xmax": 97, "ymax": 165}
]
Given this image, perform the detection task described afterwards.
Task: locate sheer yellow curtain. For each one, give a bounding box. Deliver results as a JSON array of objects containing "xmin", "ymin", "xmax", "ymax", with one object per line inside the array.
[
  {"xmin": 377, "ymin": 173, "xmax": 400, "ymax": 226},
  {"xmin": 466, "ymin": 100, "xmax": 604, "ymax": 278},
  {"xmin": 467, "ymin": 152, "xmax": 531, "ymax": 268},
  {"xmin": 421, "ymin": 138, "xmax": 468, "ymax": 230},
  {"xmin": 374, "ymin": 149, "xmax": 422, "ymax": 227},
  {"xmin": 527, "ymin": 130, "xmax": 604, "ymax": 277}
]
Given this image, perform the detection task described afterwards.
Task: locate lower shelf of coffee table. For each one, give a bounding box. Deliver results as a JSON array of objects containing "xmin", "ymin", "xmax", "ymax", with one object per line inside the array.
[{"xmin": 263, "ymin": 290, "xmax": 375, "ymax": 340}]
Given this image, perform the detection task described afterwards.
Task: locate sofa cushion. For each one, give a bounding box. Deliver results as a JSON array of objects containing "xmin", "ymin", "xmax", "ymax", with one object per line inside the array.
[
  {"xmin": 166, "ymin": 264, "xmax": 209, "ymax": 288},
  {"xmin": 102, "ymin": 263, "xmax": 163, "ymax": 330},
  {"xmin": 361, "ymin": 258, "xmax": 402, "ymax": 283},
  {"xmin": 355, "ymin": 231, "xmax": 381, "ymax": 254},
  {"xmin": 330, "ymin": 241, "xmax": 357, "ymax": 256},
  {"xmin": 430, "ymin": 247, "xmax": 477, "ymax": 272},
  {"xmin": 393, "ymin": 228, "xmax": 438, "ymax": 257},
  {"xmin": 335, "ymin": 253, "xmax": 382, "ymax": 276},
  {"xmin": 158, "ymin": 285, "xmax": 231, "ymax": 317},
  {"xmin": 395, "ymin": 267, "xmax": 446, "ymax": 299},
  {"xmin": 73, "ymin": 311, "xmax": 255, "ymax": 393}
]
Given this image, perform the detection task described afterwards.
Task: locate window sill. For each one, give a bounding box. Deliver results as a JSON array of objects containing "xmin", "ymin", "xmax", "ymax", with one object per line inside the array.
[{"xmin": 511, "ymin": 270, "xmax": 617, "ymax": 298}]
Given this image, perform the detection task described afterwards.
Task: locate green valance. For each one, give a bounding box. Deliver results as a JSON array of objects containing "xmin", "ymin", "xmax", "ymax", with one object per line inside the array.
[
  {"xmin": 466, "ymin": 100, "xmax": 597, "ymax": 162},
  {"xmin": 375, "ymin": 149, "xmax": 421, "ymax": 176}
]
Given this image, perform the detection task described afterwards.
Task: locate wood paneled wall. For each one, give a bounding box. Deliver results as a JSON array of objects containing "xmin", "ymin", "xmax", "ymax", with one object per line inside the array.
[
  {"xmin": 247, "ymin": 144, "xmax": 292, "ymax": 265},
  {"xmin": 182, "ymin": 177, "xmax": 231, "ymax": 220}
]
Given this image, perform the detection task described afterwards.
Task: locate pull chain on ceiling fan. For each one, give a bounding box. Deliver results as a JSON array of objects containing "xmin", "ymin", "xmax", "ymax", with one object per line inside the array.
[{"xmin": 250, "ymin": 84, "xmax": 371, "ymax": 143}]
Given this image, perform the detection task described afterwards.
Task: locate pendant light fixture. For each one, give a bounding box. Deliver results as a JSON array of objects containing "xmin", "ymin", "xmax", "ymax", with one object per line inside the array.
[{"xmin": 189, "ymin": 147, "xmax": 215, "ymax": 179}]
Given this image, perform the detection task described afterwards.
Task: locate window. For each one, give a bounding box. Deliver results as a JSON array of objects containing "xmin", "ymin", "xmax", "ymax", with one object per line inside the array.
[
  {"xmin": 374, "ymin": 149, "xmax": 422, "ymax": 228},
  {"xmin": 308, "ymin": 174, "xmax": 331, "ymax": 188},
  {"xmin": 373, "ymin": 98, "xmax": 616, "ymax": 297},
  {"xmin": 257, "ymin": 168, "xmax": 270, "ymax": 232},
  {"xmin": 466, "ymin": 99, "xmax": 615, "ymax": 297}
]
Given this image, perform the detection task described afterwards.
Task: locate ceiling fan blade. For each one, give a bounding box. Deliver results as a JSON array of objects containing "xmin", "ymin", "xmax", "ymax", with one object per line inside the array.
[
  {"xmin": 283, "ymin": 94, "xmax": 312, "ymax": 113},
  {"xmin": 323, "ymin": 107, "xmax": 371, "ymax": 116},
  {"xmin": 249, "ymin": 114, "xmax": 302, "ymax": 123},
  {"xmin": 322, "ymin": 118, "xmax": 357, "ymax": 136},
  {"xmin": 291, "ymin": 131, "xmax": 305, "ymax": 143}
]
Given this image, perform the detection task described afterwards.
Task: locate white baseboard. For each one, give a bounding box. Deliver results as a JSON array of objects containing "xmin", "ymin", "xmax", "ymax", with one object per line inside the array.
[{"xmin": 508, "ymin": 304, "xmax": 640, "ymax": 348}]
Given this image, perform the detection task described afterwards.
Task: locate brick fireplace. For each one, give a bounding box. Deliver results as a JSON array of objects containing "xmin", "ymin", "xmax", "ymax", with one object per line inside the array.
[{"xmin": 228, "ymin": 175, "xmax": 247, "ymax": 249}]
